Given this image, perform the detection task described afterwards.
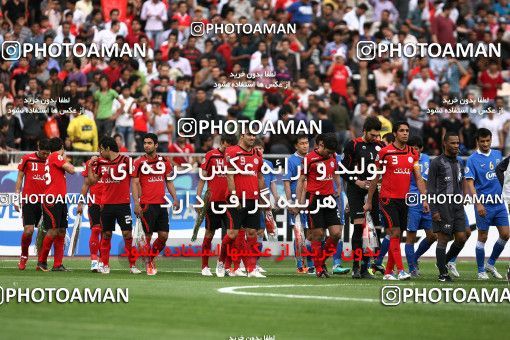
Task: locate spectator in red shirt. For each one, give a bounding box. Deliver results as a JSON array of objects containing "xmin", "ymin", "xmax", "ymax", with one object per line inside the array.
[
  {"xmin": 169, "ymin": 136, "xmax": 194, "ymax": 166},
  {"xmin": 216, "ymin": 34, "xmax": 236, "ymax": 74},
  {"xmin": 431, "ymin": 3, "xmax": 456, "ymax": 46},
  {"xmin": 126, "ymin": 18, "xmax": 144, "ymax": 47},
  {"xmin": 172, "ymin": 1, "xmax": 192, "ymax": 30},
  {"xmin": 478, "ymin": 60, "xmax": 504, "ymax": 100},
  {"xmin": 114, "ymin": 133, "xmax": 128, "ymax": 152},
  {"xmin": 103, "ymin": 58, "xmax": 122, "ymax": 86},
  {"xmin": 133, "ymin": 97, "xmax": 151, "ymax": 152},
  {"xmin": 182, "ymin": 36, "xmax": 201, "ymax": 75},
  {"xmin": 327, "ymin": 53, "xmax": 351, "ymax": 99}
]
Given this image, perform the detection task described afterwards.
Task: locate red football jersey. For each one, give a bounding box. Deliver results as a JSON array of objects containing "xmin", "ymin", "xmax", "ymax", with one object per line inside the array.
[
  {"xmin": 169, "ymin": 142, "xmax": 194, "ymax": 166},
  {"xmin": 200, "ymin": 148, "xmax": 228, "ymax": 202},
  {"xmin": 377, "ymin": 144, "xmax": 419, "ymax": 199},
  {"xmin": 18, "ymin": 153, "xmax": 47, "ymax": 199},
  {"xmin": 44, "ymin": 152, "xmax": 67, "ymax": 197},
  {"xmin": 81, "ymin": 159, "xmax": 104, "ymax": 206},
  {"xmin": 132, "ymin": 155, "xmax": 172, "ymax": 204},
  {"xmin": 96, "ymin": 155, "xmax": 132, "ymax": 204},
  {"xmin": 303, "ymin": 149, "xmax": 337, "ymax": 195},
  {"xmin": 224, "ymin": 145, "xmax": 263, "ymax": 200}
]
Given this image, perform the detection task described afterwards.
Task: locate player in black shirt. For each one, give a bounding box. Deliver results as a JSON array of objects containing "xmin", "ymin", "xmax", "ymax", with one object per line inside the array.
[{"xmin": 341, "ymin": 117, "xmax": 385, "ymax": 278}]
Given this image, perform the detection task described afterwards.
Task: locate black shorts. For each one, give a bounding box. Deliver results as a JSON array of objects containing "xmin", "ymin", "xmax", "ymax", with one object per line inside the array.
[
  {"xmin": 307, "ymin": 193, "xmax": 342, "ymax": 229},
  {"xmin": 346, "ymin": 183, "xmax": 381, "ymax": 225},
  {"xmin": 432, "ymin": 205, "xmax": 466, "ymax": 235},
  {"xmin": 101, "ymin": 204, "xmax": 132, "ymax": 232},
  {"xmin": 42, "ymin": 202, "xmax": 68, "ymax": 230},
  {"xmin": 140, "ymin": 204, "xmax": 169, "ymax": 233},
  {"xmin": 379, "ymin": 198, "xmax": 407, "ymax": 231},
  {"xmin": 205, "ymin": 202, "xmax": 231, "ymax": 231},
  {"xmin": 227, "ymin": 199, "xmax": 260, "ymax": 230},
  {"xmin": 88, "ymin": 204, "xmax": 101, "ymax": 228},
  {"xmin": 22, "ymin": 202, "xmax": 42, "ymax": 226}
]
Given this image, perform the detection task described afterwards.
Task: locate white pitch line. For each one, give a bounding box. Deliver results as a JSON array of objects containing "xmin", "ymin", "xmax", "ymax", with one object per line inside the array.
[{"xmin": 218, "ymin": 284, "xmax": 378, "ymax": 302}]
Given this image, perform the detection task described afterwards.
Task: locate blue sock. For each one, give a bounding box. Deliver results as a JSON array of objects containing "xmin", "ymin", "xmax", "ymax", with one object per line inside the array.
[
  {"xmin": 375, "ymin": 236, "xmax": 390, "ymax": 266},
  {"xmin": 448, "ymin": 256, "xmax": 457, "ymax": 264},
  {"xmin": 405, "ymin": 244, "xmax": 416, "ymax": 272},
  {"xmin": 306, "ymin": 241, "xmax": 314, "ymax": 268},
  {"xmin": 333, "ymin": 240, "xmax": 343, "ymax": 266},
  {"xmin": 488, "ymin": 238, "xmax": 508, "ymax": 266},
  {"xmin": 414, "ymin": 238, "xmax": 431, "ymax": 263},
  {"xmin": 475, "ymin": 241, "xmax": 485, "ymax": 273}
]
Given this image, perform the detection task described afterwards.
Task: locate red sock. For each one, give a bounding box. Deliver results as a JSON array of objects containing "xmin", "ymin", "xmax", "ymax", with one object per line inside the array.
[
  {"xmin": 311, "ymin": 240, "xmax": 323, "ymax": 272},
  {"xmin": 225, "ymin": 254, "xmax": 232, "ymax": 270},
  {"xmin": 390, "ymin": 237, "xmax": 404, "ymax": 271},
  {"xmin": 21, "ymin": 232, "xmax": 32, "ymax": 257},
  {"xmin": 38, "ymin": 235, "xmax": 54, "ymax": 263},
  {"xmin": 89, "ymin": 226, "xmax": 101, "ymax": 261},
  {"xmin": 53, "ymin": 235, "xmax": 65, "ymax": 267},
  {"xmin": 201, "ymin": 237, "xmax": 212, "ymax": 269},
  {"xmin": 246, "ymin": 236, "xmax": 258, "ymax": 273},
  {"xmin": 233, "ymin": 232, "xmax": 244, "ymax": 271},
  {"xmin": 124, "ymin": 238, "xmax": 136, "ymax": 267},
  {"xmin": 323, "ymin": 237, "xmax": 337, "ymax": 266},
  {"xmin": 151, "ymin": 237, "xmax": 166, "ymax": 259},
  {"xmin": 219, "ymin": 234, "xmax": 234, "ymax": 263},
  {"xmin": 385, "ymin": 249, "xmax": 395, "ymax": 275},
  {"xmin": 100, "ymin": 238, "xmax": 111, "ymax": 266}
]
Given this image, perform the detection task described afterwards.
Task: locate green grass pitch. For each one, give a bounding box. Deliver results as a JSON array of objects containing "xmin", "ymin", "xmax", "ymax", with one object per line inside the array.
[{"xmin": 0, "ymin": 258, "xmax": 509, "ymax": 340}]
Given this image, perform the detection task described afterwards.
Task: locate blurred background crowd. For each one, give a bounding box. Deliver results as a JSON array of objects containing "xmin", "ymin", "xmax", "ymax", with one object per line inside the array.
[{"xmin": 0, "ymin": 0, "xmax": 508, "ymax": 165}]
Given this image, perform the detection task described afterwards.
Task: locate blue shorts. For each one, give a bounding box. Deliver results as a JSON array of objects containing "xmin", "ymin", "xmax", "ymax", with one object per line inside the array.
[
  {"xmin": 475, "ymin": 204, "xmax": 509, "ymax": 231},
  {"xmin": 407, "ymin": 206, "xmax": 432, "ymax": 232}
]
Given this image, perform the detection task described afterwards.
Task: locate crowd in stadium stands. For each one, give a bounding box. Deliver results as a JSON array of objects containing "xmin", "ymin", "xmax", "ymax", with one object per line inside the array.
[{"xmin": 0, "ymin": 0, "xmax": 509, "ymax": 165}]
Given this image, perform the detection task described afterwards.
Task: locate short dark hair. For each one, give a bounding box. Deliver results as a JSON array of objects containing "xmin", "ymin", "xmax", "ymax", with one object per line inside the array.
[
  {"xmin": 38, "ymin": 138, "xmax": 50, "ymax": 151},
  {"xmin": 295, "ymin": 134, "xmax": 308, "ymax": 144},
  {"xmin": 392, "ymin": 121, "xmax": 409, "ymax": 133},
  {"xmin": 220, "ymin": 134, "xmax": 238, "ymax": 146},
  {"xmin": 408, "ymin": 136, "xmax": 423, "ymax": 148},
  {"xmin": 99, "ymin": 137, "xmax": 119, "ymax": 152},
  {"xmin": 254, "ymin": 138, "xmax": 264, "ymax": 148},
  {"xmin": 383, "ymin": 133, "xmax": 395, "ymax": 143},
  {"xmin": 443, "ymin": 131, "xmax": 459, "ymax": 143},
  {"xmin": 476, "ymin": 127, "xmax": 492, "ymax": 140},
  {"xmin": 322, "ymin": 133, "xmax": 338, "ymax": 151},
  {"xmin": 363, "ymin": 116, "xmax": 382, "ymax": 132},
  {"xmin": 48, "ymin": 137, "xmax": 63, "ymax": 152},
  {"xmin": 144, "ymin": 133, "xmax": 158, "ymax": 144}
]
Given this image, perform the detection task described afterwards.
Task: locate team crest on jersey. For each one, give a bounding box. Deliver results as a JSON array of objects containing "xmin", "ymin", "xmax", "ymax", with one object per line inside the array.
[
  {"xmin": 254, "ymin": 158, "xmax": 259, "ymax": 165},
  {"xmin": 330, "ymin": 161, "xmax": 335, "ymax": 167},
  {"xmin": 58, "ymin": 155, "xmax": 63, "ymax": 161},
  {"xmin": 408, "ymin": 156, "xmax": 413, "ymax": 163},
  {"xmin": 465, "ymin": 167, "xmax": 470, "ymax": 174}
]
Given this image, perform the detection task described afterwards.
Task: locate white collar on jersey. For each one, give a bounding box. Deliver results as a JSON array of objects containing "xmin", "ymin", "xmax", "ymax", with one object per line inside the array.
[
  {"xmin": 476, "ymin": 149, "xmax": 492, "ymax": 157},
  {"xmin": 294, "ymin": 152, "xmax": 305, "ymax": 158}
]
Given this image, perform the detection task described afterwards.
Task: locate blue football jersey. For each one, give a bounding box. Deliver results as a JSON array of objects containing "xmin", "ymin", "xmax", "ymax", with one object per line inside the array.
[
  {"xmin": 282, "ymin": 152, "xmax": 304, "ymax": 196},
  {"xmin": 465, "ymin": 150, "xmax": 503, "ymax": 197},
  {"xmin": 410, "ymin": 153, "xmax": 430, "ymax": 193}
]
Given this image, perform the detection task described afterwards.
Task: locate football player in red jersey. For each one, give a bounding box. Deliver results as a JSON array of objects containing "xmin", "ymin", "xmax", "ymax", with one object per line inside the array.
[
  {"xmin": 37, "ymin": 138, "xmax": 76, "ymax": 272},
  {"xmin": 295, "ymin": 133, "xmax": 343, "ymax": 278},
  {"xmin": 77, "ymin": 156, "xmax": 105, "ymax": 272},
  {"xmin": 88, "ymin": 137, "xmax": 140, "ymax": 274},
  {"xmin": 15, "ymin": 138, "xmax": 51, "ymax": 270},
  {"xmin": 364, "ymin": 122, "xmax": 429, "ymax": 280},
  {"xmin": 216, "ymin": 133, "xmax": 268, "ymax": 278},
  {"xmin": 195, "ymin": 134, "xmax": 238, "ymax": 276},
  {"xmin": 132, "ymin": 133, "xmax": 179, "ymax": 276}
]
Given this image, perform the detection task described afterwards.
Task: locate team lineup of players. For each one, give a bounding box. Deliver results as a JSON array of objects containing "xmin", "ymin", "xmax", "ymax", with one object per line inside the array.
[{"xmin": 13, "ymin": 118, "xmax": 510, "ymax": 281}]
